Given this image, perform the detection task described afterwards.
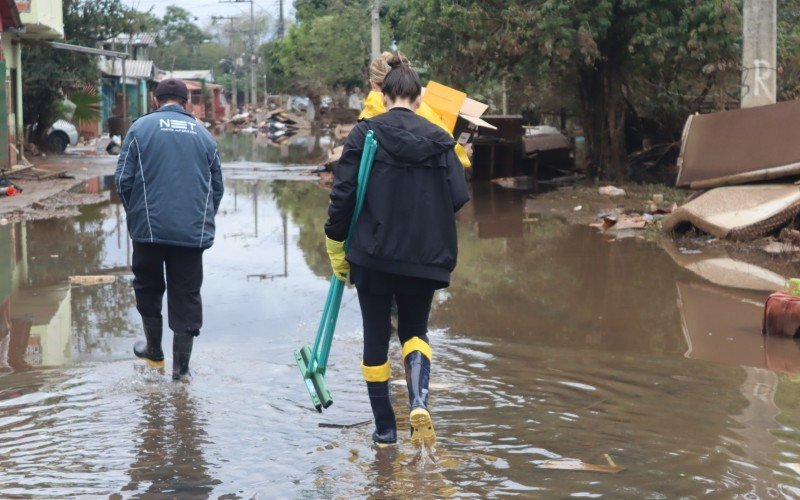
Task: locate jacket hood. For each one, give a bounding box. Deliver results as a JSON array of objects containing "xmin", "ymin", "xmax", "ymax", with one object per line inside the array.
[{"xmin": 368, "ymin": 108, "xmax": 455, "ymax": 164}]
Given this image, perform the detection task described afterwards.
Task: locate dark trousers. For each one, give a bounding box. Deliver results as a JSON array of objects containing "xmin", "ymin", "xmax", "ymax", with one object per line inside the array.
[
  {"xmin": 132, "ymin": 242, "xmax": 204, "ymax": 335},
  {"xmin": 357, "ymin": 289, "xmax": 434, "ymax": 366}
]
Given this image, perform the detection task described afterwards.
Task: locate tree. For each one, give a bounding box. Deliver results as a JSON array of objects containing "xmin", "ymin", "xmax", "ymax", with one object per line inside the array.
[
  {"xmin": 272, "ymin": 3, "xmax": 369, "ymax": 109},
  {"xmin": 149, "ymin": 6, "xmax": 211, "ymax": 71},
  {"xmin": 397, "ymin": 0, "xmax": 744, "ymax": 181},
  {"xmin": 531, "ymin": 0, "xmax": 741, "ymax": 179}
]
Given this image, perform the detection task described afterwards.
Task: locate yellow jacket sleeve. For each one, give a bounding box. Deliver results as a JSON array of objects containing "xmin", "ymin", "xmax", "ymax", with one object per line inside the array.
[{"xmin": 454, "ymin": 144, "xmax": 471, "ymax": 169}]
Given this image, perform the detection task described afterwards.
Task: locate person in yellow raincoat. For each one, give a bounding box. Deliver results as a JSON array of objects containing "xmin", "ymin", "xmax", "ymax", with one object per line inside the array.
[{"xmin": 359, "ymin": 52, "xmax": 472, "ymax": 169}]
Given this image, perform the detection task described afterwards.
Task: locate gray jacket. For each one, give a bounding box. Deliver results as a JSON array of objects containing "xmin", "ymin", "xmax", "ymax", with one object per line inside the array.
[{"xmin": 115, "ymin": 105, "xmax": 223, "ymax": 248}]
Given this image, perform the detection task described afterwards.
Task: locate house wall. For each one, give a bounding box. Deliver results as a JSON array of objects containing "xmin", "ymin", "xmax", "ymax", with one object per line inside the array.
[
  {"xmin": 139, "ymin": 79, "xmax": 147, "ymax": 119},
  {"xmin": 18, "ymin": 0, "xmax": 64, "ymax": 40},
  {"xmin": 1, "ymin": 35, "xmax": 16, "ymax": 166},
  {"xmin": 3, "ymin": 40, "xmax": 21, "ymax": 164},
  {"xmin": 127, "ymin": 82, "xmax": 140, "ymax": 119}
]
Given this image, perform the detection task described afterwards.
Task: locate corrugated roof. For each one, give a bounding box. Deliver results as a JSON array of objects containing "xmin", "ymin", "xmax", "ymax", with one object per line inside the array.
[
  {"xmin": 100, "ymin": 59, "xmax": 155, "ymax": 80},
  {"xmin": 108, "ymin": 32, "xmax": 158, "ymax": 47},
  {"xmin": 160, "ymin": 70, "xmax": 214, "ymax": 82}
]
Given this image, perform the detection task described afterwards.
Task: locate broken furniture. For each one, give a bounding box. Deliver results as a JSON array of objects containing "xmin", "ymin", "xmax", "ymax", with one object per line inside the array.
[
  {"xmin": 668, "ymin": 101, "xmax": 800, "ymax": 240},
  {"xmin": 472, "ymin": 115, "xmax": 524, "ymax": 181},
  {"xmin": 677, "ymin": 100, "xmax": 800, "ymax": 189}
]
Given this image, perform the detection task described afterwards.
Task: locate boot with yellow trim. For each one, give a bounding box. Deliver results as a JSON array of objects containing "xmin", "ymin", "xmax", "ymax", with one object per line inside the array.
[
  {"xmin": 133, "ymin": 316, "xmax": 164, "ymax": 368},
  {"xmin": 362, "ymin": 361, "xmax": 397, "ymax": 445},
  {"xmin": 403, "ymin": 337, "xmax": 436, "ymax": 447}
]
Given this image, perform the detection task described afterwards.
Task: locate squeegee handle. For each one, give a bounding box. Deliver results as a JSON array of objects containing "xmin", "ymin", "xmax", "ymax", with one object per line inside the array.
[{"xmin": 306, "ymin": 131, "xmax": 377, "ymax": 375}]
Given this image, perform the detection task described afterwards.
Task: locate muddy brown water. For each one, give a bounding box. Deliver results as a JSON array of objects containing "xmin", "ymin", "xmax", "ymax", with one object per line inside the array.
[{"xmin": 0, "ymin": 136, "xmax": 799, "ymax": 497}]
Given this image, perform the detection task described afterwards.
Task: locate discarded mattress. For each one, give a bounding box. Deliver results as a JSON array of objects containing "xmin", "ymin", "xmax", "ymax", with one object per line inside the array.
[
  {"xmin": 661, "ymin": 239, "xmax": 787, "ymax": 292},
  {"xmin": 662, "ymin": 184, "xmax": 800, "ymax": 240},
  {"xmin": 677, "ymin": 100, "xmax": 800, "ymax": 189}
]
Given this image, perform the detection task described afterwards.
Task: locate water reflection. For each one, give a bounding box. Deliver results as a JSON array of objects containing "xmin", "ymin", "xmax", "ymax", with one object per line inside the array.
[
  {"xmin": 0, "ymin": 168, "xmax": 799, "ymax": 496},
  {"xmin": 122, "ymin": 385, "xmax": 218, "ymax": 496},
  {"xmin": 217, "ymin": 130, "xmax": 333, "ymax": 165}
]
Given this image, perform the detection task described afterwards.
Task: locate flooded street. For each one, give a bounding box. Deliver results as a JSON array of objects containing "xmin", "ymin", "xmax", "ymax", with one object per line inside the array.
[{"xmin": 1, "ymin": 134, "xmax": 799, "ymax": 497}]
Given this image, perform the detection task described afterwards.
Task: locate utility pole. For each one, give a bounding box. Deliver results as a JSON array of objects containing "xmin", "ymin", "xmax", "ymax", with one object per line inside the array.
[
  {"xmin": 249, "ymin": 0, "xmax": 257, "ymax": 108},
  {"xmin": 741, "ymin": 0, "xmax": 776, "ymax": 108},
  {"xmin": 278, "ymin": 0, "xmax": 285, "ymax": 39},
  {"xmin": 212, "ymin": 15, "xmax": 238, "ymax": 114},
  {"xmin": 221, "ymin": 0, "xmax": 257, "ymax": 110},
  {"xmin": 371, "ymin": 0, "xmax": 380, "ymax": 60}
]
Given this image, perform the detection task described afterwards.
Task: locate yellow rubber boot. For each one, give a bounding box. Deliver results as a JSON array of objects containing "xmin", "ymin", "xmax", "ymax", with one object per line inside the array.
[
  {"xmin": 402, "ymin": 337, "xmax": 435, "ymax": 447},
  {"xmin": 362, "ymin": 361, "xmax": 397, "ymax": 444}
]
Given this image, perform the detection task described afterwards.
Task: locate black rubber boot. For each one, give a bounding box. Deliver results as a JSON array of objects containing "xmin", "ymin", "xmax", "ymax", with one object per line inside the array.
[
  {"xmin": 405, "ymin": 351, "xmax": 435, "ymax": 447},
  {"xmin": 172, "ymin": 331, "xmax": 195, "ymax": 381},
  {"xmin": 367, "ymin": 381, "xmax": 397, "ymax": 444},
  {"xmin": 133, "ymin": 316, "xmax": 164, "ymax": 368}
]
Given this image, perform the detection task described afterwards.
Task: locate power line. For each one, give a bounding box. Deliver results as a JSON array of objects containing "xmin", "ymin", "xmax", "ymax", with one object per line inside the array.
[{"xmin": 220, "ymin": 0, "xmax": 257, "ymax": 109}]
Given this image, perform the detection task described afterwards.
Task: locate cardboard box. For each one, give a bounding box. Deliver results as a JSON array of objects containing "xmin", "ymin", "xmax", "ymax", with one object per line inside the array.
[{"xmin": 422, "ymin": 81, "xmax": 497, "ymax": 134}]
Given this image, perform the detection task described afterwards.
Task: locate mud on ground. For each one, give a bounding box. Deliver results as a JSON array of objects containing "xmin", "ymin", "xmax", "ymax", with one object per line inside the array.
[
  {"xmin": 524, "ymin": 182, "xmax": 689, "ymax": 225},
  {"xmin": 0, "ymin": 153, "xmax": 117, "ymax": 223},
  {"xmin": 0, "ymin": 191, "xmax": 110, "ymax": 224}
]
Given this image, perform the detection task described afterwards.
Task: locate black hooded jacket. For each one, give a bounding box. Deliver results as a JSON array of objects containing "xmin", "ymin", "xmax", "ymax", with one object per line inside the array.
[{"xmin": 325, "ymin": 107, "xmax": 470, "ymax": 284}]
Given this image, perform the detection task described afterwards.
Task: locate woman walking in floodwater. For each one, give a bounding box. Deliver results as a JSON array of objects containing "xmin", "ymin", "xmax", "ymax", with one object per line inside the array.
[{"xmin": 325, "ymin": 56, "xmax": 470, "ymax": 447}]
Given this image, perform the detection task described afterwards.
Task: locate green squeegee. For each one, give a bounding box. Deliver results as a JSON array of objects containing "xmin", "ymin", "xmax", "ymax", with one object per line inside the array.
[{"xmin": 295, "ymin": 130, "xmax": 377, "ymax": 412}]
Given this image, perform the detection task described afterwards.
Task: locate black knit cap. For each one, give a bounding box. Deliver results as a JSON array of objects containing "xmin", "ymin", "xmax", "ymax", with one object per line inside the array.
[{"xmin": 154, "ymin": 78, "xmax": 188, "ymax": 101}]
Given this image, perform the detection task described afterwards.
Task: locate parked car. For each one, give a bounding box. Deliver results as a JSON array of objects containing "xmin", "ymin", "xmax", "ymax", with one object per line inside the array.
[
  {"xmin": 289, "ymin": 96, "xmax": 309, "ymax": 112},
  {"xmin": 46, "ymin": 119, "xmax": 79, "ymax": 153}
]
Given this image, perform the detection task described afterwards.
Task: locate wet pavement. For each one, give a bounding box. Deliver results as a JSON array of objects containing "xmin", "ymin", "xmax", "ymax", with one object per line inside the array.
[{"xmin": 1, "ymin": 133, "xmax": 800, "ymax": 497}]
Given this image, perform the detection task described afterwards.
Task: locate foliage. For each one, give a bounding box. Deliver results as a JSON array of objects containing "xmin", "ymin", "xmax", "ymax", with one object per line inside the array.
[
  {"xmin": 268, "ymin": 0, "xmax": 407, "ymax": 102},
  {"xmin": 272, "ymin": 3, "xmax": 369, "ymax": 98},
  {"xmin": 67, "ymin": 89, "xmax": 102, "ymax": 125},
  {"xmin": 148, "ymin": 6, "xmax": 214, "ymax": 72},
  {"xmin": 258, "ymin": 40, "xmax": 292, "ymax": 95},
  {"xmin": 777, "ymin": 0, "xmax": 800, "ymax": 100},
  {"xmin": 63, "ymin": 0, "xmax": 135, "ymax": 44},
  {"xmin": 396, "ymin": 0, "xmax": 746, "ymax": 180},
  {"xmin": 394, "ymin": 1, "xmax": 535, "ymax": 91},
  {"xmin": 294, "ymin": 0, "xmax": 369, "ymax": 23}
]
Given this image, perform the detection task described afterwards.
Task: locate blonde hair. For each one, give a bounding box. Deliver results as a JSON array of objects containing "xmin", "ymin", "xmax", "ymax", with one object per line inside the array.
[{"xmin": 369, "ymin": 51, "xmax": 410, "ymax": 86}]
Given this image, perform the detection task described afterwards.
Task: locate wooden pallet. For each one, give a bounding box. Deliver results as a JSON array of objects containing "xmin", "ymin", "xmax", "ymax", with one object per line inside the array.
[{"xmin": 6, "ymin": 167, "xmax": 71, "ymax": 181}]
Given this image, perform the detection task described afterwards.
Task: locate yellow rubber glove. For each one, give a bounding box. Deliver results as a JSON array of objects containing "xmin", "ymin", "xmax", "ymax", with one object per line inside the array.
[{"xmin": 325, "ymin": 237, "xmax": 350, "ymax": 282}]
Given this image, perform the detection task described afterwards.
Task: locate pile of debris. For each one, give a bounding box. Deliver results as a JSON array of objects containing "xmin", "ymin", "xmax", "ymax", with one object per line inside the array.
[
  {"xmin": 225, "ymin": 109, "xmax": 310, "ymax": 143},
  {"xmin": 590, "ymin": 191, "xmax": 677, "ymax": 235},
  {"xmin": 259, "ymin": 110, "xmax": 304, "ymax": 142},
  {"xmin": 664, "ymin": 100, "xmax": 800, "ymax": 241}
]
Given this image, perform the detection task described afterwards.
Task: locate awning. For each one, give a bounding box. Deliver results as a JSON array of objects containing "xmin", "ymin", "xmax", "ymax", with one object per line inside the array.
[{"xmin": 20, "ymin": 39, "xmax": 128, "ymax": 59}]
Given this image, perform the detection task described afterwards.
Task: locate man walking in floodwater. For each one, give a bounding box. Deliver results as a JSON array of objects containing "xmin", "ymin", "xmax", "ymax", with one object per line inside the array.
[{"xmin": 115, "ymin": 79, "xmax": 223, "ymax": 381}]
